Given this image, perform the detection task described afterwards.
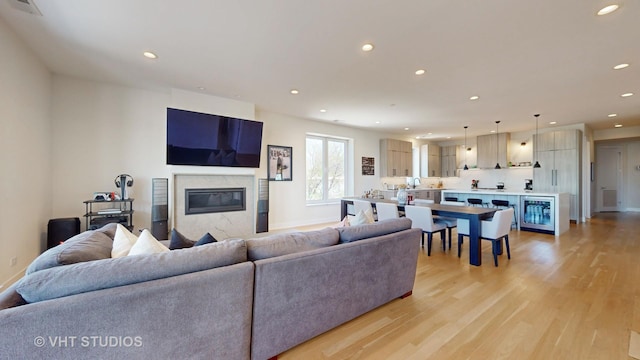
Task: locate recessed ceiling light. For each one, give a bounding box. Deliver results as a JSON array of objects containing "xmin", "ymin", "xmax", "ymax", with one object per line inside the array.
[
  {"xmin": 290, "ymin": 89, "xmax": 299, "ymax": 95},
  {"xmin": 427, "ymin": 132, "xmax": 433, "ymax": 135},
  {"xmin": 608, "ymin": 113, "xmax": 617, "ymax": 117},
  {"xmin": 549, "ymin": 121, "xmax": 557, "ymax": 125},
  {"xmin": 614, "ymin": 124, "xmax": 623, "ymax": 128},
  {"xmin": 415, "ymin": 69, "xmax": 426, "ymax": 75},
  {"xmin": 143, "ymin": 51, "xmax": 157, "ymax": 59},
  {"xmin": 597, "ymin": 4, "xmax": 619, "ymax": 16},
  {"xmin": 490, "ymin": 130, "xmax": 495, "ymax": 133},
  {"xmin": 470, "ymin": 96, "xmax": 479, "ymax": 100},
  {"xmin": 320, "ymin": 109, "xmax": 327, "ymax": 113},
  {"xmin": 613, "ymin": 63, "xmax": 629, "ymax": 70},
  {"xmin": 375, "ymin": 121, "xmax": 381, "ymax": 124},
  {"xmin": 404, "ymin": 127, "xmax": 410, "ymax": 131},
  {"xmin": 197, "ymin": 86, "xmax": 205, "ymax": 91},
  {"xmin": 447, "ymin": 137, "xmax": 451, "ymax": 139},
  {"xmin": 621, "ymin": 92, "xmax": 634, "ymax": 97},
  {"xmin": 362, "ymin": 43, "xmax": 374, "ymax": 52}
]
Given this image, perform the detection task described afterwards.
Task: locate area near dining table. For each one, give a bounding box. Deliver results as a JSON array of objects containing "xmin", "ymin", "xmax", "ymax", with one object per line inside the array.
[{"xmin": 340, "ymin": 198, "xmax": 497, "ymax": 266}]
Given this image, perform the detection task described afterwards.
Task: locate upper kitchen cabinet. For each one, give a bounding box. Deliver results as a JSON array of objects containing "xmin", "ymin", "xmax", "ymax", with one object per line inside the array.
[
  {"xmin": 380, "ymin": 139, "xmax": 412, "ymax": 177},
  {"xmin": 420, "ymin": 144, "xmax": 441, "ymax": 177},
  {"xmin": 533, "ymin": 129, "xmax": 581, "ymax": 221},
  {"xmin": 477, "ymin": 133, "xmax": 510, "ymax": 169},
  {"xmin": 440, "ymin": 145, "xmax": 458, "ymax": 177}
]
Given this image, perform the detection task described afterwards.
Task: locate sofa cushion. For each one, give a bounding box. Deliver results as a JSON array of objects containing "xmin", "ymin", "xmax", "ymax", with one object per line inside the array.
[
  {"xmin": 16, "ymin": 239, "xmax": 247, "ymax": 303},
  {"xmin": 338, "ymin": 218, "xmax": 412, "ymax": 243},
  {"xmin": 246, "ymin": 228, "xmax": 339, "ymax": 261},
  {"xmin": 128, "ymin": 229, "xmax": 169, "ymax": 256},
  {"xmin": 169, "ymin": 229, "xmax": 217, "ymax": 250},
  {"xmin": 25, "ymin": 227, "xmax": 115, "ymax": 275}
]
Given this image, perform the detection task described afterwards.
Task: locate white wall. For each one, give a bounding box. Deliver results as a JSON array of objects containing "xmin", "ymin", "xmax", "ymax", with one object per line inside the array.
[{"xmin": 0, "ymin": 18, "xmax": 52, "ymax": 286}]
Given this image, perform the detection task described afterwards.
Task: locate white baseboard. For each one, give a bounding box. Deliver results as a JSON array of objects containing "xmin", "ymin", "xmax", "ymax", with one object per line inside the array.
[
  {"xmin": 626, "ymin": 208, "xmax": 640, "ymax": 212},
  {"xmin": 0, "ymin": 267, "xmax": 27, "ymax": 290}
]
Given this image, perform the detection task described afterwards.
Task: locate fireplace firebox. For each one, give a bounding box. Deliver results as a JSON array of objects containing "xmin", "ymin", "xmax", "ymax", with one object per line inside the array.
[{"xmin": 185, "ymin": 188, "xmax": 246, "ymax": 215}]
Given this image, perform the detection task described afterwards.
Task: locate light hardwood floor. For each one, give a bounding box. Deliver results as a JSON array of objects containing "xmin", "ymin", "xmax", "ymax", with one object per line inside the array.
[{"xmin": 281, "ymin": 212, "xmax": 640, "ymax": 359}]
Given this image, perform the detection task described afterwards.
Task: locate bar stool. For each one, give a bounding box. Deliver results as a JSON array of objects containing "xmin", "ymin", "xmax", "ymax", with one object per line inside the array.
[
  {"xmin": 444, "ymin": 197, "xmax": 458, "ymax": 202},
  {"xmin": 491, "ymin": 200, "xmax": 518, "ymax": 229},
  {"xmin": 467, "ymin": 198, "xmax": 488, "ymax": 207}
]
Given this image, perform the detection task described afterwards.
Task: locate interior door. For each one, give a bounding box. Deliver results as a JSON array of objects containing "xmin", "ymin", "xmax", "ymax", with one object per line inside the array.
[{"xmin": 596, "ymin": 146, "xmax": 621, "ymax": 212}]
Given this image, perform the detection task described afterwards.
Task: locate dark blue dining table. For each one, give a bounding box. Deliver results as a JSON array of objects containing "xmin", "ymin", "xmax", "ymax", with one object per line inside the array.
[{"xmin": 341, "ymin": 198, "xmax": 497, "ymax": 266}]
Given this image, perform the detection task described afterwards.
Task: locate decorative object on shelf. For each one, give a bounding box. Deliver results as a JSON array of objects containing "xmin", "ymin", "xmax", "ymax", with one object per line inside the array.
[
  {"xmin": 114, "ymin": 174, "xmax": 134, "ymax": 200},
  {"xmin": 267, "ymin": 145, "xmax": 292, "ymax": 181},
  {"xmin": 494, "ymin": 121, "xmax": 501, "ymax": 169},
  {"xmin": 397, "ymin": 188, "xmax": 408, "ymax": 205},
  {"xmin": 362, "ymin": 157, "xmax": 375, "ymax": 175},
  {"xmin": 463, "ymin": 126, "xmax": 469, "ymax": 170},
  {"xmin": 533, "ymin": 114, "xmax": 541, "ymax": 168},
  {"xmin": 471, "ymin": 179, "xmax": 479, "ymax": 189}
]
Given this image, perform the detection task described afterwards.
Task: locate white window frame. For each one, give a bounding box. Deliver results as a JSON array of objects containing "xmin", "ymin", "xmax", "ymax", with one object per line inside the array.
[{"xmin": 306, "ymin": 134, "xmax": 350, "ymax": 204}]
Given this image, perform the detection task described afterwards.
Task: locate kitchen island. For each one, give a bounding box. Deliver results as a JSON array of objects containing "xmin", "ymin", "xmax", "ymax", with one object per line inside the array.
[{"xmin": 441, "ymin": 189, "xmax": 570, "ymax": 236}]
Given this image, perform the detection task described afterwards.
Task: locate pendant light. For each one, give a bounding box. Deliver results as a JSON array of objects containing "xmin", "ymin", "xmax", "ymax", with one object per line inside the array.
[
  {"xmin": 463, "ymin": 126, "xmax": 469, "ymax": 170},
  {"xmin": 494, "ymin": 120, "xmax": 501, "ymax": 169},
  {"xmin": 533, "ymin": 114, "xmax": 541, "ymax": 168}
]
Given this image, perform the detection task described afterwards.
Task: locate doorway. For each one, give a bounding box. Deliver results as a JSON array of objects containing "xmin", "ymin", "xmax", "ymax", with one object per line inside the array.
[{"xmin": 596, "ymin": 146, "xmax": 622, "ymax": 212}]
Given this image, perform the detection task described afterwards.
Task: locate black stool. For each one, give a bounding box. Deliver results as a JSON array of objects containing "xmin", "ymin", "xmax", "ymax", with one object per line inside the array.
[
  {"xmin": 467, "ymin": 198, "xmax": 487, "ymax": 207},
  {"xmin": 47, "ymin": 217, "xmax": 81, "ymax": 249},
  {"xmin": 491, "ymin": 200, "xmax": 518, "ymax": 229}
]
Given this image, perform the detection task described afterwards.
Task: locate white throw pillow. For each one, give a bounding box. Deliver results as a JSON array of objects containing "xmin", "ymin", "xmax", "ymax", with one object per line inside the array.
[
  {"xmin": 111, "ymin": 224, "xmax": 138, "ymax": 258},
  {"xmin": 128, "ymin": 229, "xmax": 170, "ymax": 256},
  {"xmin": 351, "ymin": 209, "xmax": 375, "ymax": 226}
]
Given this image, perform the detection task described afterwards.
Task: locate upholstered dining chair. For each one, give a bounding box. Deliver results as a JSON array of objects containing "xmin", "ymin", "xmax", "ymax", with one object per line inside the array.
[
  {"xmin": 374, "ymin": 202, "xmax": 399, "ymax": 221},
  {"xmin": 437, "ymin": 200, "xmax": 465, "ymax": 250},
  {"xmin": 404, "ymin": 205, "xmax": 447, "ymax": 256},
  {"xmin": 457, "ymin": 208, "xmax": 514, "ymax": 266}
]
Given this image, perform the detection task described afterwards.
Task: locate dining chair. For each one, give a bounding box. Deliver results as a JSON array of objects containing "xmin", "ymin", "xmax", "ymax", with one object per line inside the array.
[
  {"xmin": 413, "ymin": 198, "xmax": 434, "ymax": 206},
  {"xmin": 438, "ymin": 200, "xmax": 465, "ymax": 249},
  {"xmin": 374, "ymin": 202, "xmax": 399, "ymax": 221},
  {"xmin": 352, "ymin": 199, "xmax": 376, "ymax": 221},
  {"xmin": 457, "ymin": 208, "xmax": 514, "ymax": 266},
  {"xmin": 404, "ymin": 205, "xmax": 447, "ymax": 256}
]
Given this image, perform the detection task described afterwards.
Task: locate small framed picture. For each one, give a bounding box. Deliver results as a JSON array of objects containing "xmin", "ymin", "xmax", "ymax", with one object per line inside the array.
[
  {"xmin": 267, "ymin": 145, "xmax": 292, "ymax": 181},
  {"xmin": 362, "ymin": 157, "xmax": 375, "ymax": 175}
]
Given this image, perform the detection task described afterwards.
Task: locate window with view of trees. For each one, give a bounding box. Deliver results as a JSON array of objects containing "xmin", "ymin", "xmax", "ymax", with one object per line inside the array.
[{"xmin": 306, "ymin": 135, "xmax": 347, "ymax": 202}]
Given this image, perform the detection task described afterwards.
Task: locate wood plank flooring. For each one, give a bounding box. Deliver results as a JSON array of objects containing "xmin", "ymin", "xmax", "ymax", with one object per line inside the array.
[{"xmin": 280, "ymin": 212, "xmax": 640, "ymax": 359}]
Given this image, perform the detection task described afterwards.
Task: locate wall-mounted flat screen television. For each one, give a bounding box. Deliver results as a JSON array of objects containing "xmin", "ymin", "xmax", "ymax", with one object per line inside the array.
[{"xmin": 166, "ymin": 107, "xmax": 263, "ymax": 168}]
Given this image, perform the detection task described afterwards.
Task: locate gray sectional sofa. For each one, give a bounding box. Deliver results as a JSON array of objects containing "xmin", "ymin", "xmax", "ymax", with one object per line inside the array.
[{"xmin": 0, "ymin": 218, "xmax": 421, "ymax": 360}]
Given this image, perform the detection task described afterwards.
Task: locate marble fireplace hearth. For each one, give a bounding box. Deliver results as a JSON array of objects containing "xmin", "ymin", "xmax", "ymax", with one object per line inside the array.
[{"xmin": 173, "ymin": 174, "xmax": 255, "ymax": 240}]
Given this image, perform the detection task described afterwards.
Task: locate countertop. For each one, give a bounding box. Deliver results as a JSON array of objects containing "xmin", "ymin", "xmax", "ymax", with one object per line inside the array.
[{"xmin": 442, "ymin": 189, "xmax": 563, "ymax": 197}]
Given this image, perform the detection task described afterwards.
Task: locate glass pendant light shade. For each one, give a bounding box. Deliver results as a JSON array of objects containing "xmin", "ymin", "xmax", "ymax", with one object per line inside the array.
[
  {"xmin": 533, "ymin": 114, "xmax": 541, "ymax": 168},
  {"xmin": 463, "ymin": 126, "xmax": 469, "ymax": 170},
  {"xmin": 494, "ymin": 121, "xmax": 501, "ymax": 169}
]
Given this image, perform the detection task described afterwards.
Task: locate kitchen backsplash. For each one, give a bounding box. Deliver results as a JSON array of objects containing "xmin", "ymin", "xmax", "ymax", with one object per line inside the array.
[{"xmin": 381, "ymin": 167, "xmax": 533, "ymax": 191}]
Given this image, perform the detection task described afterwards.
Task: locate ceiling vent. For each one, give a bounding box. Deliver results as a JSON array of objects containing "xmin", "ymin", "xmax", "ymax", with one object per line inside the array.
[{"xmin": 8, "ymin": 0, "xmax": 42, "ymax": 16}]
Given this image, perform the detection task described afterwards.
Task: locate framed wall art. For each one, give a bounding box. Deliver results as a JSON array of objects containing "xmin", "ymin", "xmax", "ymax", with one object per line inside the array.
[{"xmin": 267, "ymin": 145, "xmax": 292, "ymax": 181}]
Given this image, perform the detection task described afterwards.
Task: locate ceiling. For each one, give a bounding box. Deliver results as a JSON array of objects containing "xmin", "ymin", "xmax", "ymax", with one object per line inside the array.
[{"xmin": 1, "ymin": 0, "xmax": 639, "ymax": 140}]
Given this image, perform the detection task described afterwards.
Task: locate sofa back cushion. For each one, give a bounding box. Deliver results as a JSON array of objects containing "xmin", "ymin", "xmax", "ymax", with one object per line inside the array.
[
  {"xmin": 246, "ymin": 228, "xmax": 339, "ymax": 261},
  {"xmin": 16, "ymin": 239, "xmax": 247, "ymax": 303},
  {"xmin": 25, "ymin": 224, "xmax": 118, "ymax": 275},
  {"xmin": 337, "ymin": 218, "xmax": 412, "ymax": 243}
]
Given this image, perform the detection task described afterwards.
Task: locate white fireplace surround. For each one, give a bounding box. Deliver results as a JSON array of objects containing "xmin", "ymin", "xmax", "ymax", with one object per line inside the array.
[{"xmin": 173, "ymin": 174, "xmax": 255, "ymax": 240}]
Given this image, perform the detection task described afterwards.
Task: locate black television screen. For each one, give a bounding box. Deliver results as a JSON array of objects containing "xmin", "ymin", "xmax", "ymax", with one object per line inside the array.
[{"xmin": 166, "ymin": 108, "xmax": 263, "ymax": 168}]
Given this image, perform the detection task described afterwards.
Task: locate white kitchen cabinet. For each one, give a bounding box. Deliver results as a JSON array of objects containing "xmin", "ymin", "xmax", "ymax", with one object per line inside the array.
[
  {"xmin": 477, "ymin": 133, "xmax": 510, "ymax": 169},
  {"xmin": 420, "ymin": 144, "xmax": 441, "ymax": 177},
  {"xmin": 533, "ymin": 129, "xmax": 581, "ymax": 221},
  {"xmin": 380, "ymin": 139, "xmax": 412, "ymax": 177},
  {"xmin": 440, "ymin": 145, "xmax": 458, "ymax": 177}
]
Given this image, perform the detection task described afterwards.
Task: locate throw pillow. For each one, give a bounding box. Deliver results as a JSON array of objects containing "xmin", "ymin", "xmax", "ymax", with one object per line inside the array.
[
  {"xmin": 111, "ymin": 224, "xmax": 138, "ymax": 258},
  {"xmin": 332, "ymin": 216, "xmax": 350, "ymax": 228},
  {"xmin": 25, "ymin": 230, "xmax": 113, "ymax": 275},
  {"xmin": 128, "ymin": 229, "xmax": 169, "ymax": 256},
  {"xmin": 169, "ymin": 229, "xmax": 217, "ymax": 250},
  {"xmin": 0, "ymin": 282, "xmax": 27, "ymax": 310},
  {"xmin": 350, "ymin": 209, "xmax": 374, "ymax": 226}
]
